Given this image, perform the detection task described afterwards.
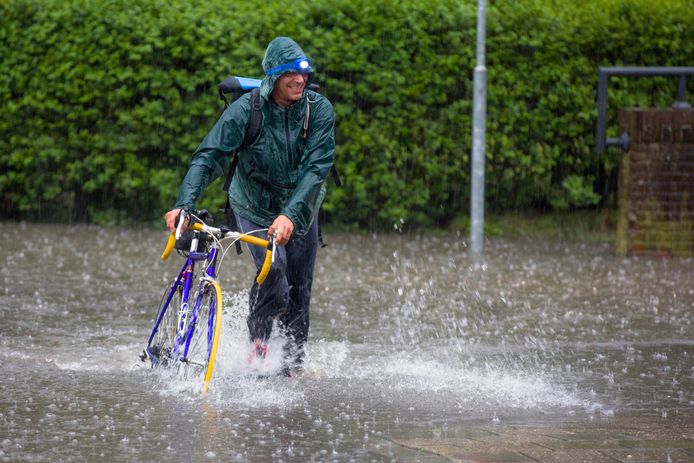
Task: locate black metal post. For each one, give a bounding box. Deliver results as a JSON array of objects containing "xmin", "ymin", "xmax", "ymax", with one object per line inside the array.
[
  {"xmin": 596, "ymin": 66, "xmax": 694, "ymax": 154},
  {"xmin": 674, "ymin": 75, "xmax": 691, "ymax": 109}
]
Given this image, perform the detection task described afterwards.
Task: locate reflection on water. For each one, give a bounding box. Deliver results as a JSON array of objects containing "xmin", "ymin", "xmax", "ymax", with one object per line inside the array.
[{"xmin": 0, "ymin": 222, "xmax": 692, "ymax": 461}]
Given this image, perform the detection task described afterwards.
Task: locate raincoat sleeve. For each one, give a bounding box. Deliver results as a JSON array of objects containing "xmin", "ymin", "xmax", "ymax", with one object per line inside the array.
[
  {"xmin": 174, "ymin": 98, "xmax": 251, "ymax": 211},
  {"xmin": 281, "ymin": 97, "xmax": 335, "ymax": 233}
]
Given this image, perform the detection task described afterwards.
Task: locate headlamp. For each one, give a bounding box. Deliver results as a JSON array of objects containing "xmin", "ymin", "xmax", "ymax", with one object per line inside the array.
[{"xmin": 265, "ymin": 58, "xmax": 312, "ymax": 76}]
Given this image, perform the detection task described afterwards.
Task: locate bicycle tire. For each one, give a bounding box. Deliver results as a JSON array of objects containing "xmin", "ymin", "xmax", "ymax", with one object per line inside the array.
[
  {"xmin": 144, "ymin": 279, "xmax": 182, "ymax": 367},
  {"xmin": 181, "ymin": 280, "xmax": 223, "ymax": 392}
]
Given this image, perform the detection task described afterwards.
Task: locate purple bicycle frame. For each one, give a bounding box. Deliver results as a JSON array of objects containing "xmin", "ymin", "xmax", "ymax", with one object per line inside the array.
[{"xmin": 146, "ymin": 237, "xmax": 219, "ymax": 363}]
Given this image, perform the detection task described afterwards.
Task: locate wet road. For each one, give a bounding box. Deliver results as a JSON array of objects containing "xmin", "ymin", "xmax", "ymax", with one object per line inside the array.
[{"xmin": 1, "ymin": 222, "xmax": 692, "ymax": 461}]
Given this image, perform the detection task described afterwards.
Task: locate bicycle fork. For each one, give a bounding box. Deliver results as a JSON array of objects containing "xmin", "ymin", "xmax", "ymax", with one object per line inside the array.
[
  {"xmin": 178, "ymin": 276, "xmax": 219, "ymax": 369},
  {"xmin": 173, "ymin": 265, "xmax": 195, "ymax": 364}
]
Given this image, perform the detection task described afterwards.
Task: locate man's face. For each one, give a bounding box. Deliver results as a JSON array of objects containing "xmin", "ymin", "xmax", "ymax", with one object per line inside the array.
[{"xmin": 272, "ymin": 72, "xmax": 308, "ymax": 107}]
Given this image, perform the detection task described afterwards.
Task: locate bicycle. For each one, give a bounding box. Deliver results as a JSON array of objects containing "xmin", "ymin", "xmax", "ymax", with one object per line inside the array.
[{"xmin": 140, "ymin": 210, "xmax": 274, "ymax": 393}]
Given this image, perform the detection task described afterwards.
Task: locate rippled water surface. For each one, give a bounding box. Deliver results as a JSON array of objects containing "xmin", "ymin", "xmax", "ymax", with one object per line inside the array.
[{"xmin": 1, "ymin": 222, "xmax": 692, "ymax": 462}]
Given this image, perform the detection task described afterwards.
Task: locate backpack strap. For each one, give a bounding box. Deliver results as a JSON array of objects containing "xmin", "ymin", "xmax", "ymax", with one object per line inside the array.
[
  {"xmin": 223, "ymin": 88, "xmax": 262, "ymax": 193},
  {"xmin": 303, "ymin": 96, "xmax": 312, "ymax": 140},
  {"xmin": 245, "ymin": 88, "xmax": 263, "ymax": 148},
  {"xmin": 222, "ymin": 87, "xmax": 262, "ymax": 254}
]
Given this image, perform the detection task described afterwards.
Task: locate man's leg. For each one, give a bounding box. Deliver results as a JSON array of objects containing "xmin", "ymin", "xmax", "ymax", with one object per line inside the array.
[
  {"xmin": 279, "ymin": 219, "xmax": 318, "ymax": 369},
  {"xmin": 235, "ymin": 215, "xmax": 288, "ymax": 344}
]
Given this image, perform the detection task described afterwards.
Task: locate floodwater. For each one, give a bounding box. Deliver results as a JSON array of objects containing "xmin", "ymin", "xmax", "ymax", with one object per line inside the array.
[{"xmin": 0, "ymin": 221, "xmax": 692, "ymax": 462}]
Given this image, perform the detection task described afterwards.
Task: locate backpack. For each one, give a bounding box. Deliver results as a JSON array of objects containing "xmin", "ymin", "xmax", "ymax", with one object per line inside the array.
[{"xmin": 217, "ymin": 76, "xmax": 340, "ymax": 249}]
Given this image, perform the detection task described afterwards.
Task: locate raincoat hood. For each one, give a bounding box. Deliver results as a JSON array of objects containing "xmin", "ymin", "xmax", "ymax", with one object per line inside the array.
[
  {"xmin": 175, "ymin": 36, "xmax": 334, "ymax": 237},
  {"xmin": 260, "ymin": 37, "xmax": 314, "ymax": 99}
]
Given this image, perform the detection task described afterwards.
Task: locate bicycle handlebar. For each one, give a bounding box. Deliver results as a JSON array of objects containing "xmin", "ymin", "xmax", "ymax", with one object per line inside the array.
[{"xmin": 160, "ymin": 223, "xmax": 273, "ymax": 285}]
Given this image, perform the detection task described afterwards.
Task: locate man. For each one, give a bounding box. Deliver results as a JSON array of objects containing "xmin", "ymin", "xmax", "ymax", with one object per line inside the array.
[{"xmin": 165, "ymin": 37, "xmax": 335, "ymax": 376}]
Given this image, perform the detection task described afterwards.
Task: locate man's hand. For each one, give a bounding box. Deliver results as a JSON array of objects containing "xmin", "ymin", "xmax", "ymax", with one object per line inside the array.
[
  {"xmin": 164, "ymin": 208, "xmax": 188, "ymax": 233},
  {"xmin": 269, "ymin": 215, "xmax": 294, "ymax": 246}
]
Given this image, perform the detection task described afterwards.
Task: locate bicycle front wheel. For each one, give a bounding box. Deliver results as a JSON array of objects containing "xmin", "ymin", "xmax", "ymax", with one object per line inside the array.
[{"xmin": 181, "ymin": 281, "xmax": 223, "ymax": 392}]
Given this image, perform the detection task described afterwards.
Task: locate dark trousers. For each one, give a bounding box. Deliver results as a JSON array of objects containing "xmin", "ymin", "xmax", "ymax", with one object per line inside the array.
[{"xmin": 235, "ymin": 214, "xmax": 318, "ymax": 366}]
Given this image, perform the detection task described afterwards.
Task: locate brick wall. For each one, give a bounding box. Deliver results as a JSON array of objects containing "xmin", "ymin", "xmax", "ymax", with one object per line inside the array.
[{"xmin": 616, "ymin": 108, "xmax": 694, "ymax": 257}]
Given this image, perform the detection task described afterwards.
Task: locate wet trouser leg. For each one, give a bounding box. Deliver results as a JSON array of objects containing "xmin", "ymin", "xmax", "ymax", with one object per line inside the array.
[
  {"xmin": 279, "ymin": 219, "xmax": 318, "ymax": 366},
  {"xmin": 235, "ymin": 215, "xmax": 318, "ymax": 366}
]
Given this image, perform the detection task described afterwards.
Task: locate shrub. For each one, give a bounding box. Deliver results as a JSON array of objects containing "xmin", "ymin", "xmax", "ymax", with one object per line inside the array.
[{"xmin": 1, "ymin": 0, "xmax": 693, "ymax": 228}]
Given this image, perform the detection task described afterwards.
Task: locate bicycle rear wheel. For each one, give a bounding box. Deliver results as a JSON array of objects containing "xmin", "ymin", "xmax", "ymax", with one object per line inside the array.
[
  {"xmin": 181, "ymin": 281, "xmax": 223, "ymax": 392},
  {"xmin": 142, "ymin": 280, "xmax": 181, "ymax": 367}
]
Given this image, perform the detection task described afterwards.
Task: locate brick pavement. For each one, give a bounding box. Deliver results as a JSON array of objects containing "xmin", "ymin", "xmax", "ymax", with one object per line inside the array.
[{"xmin": 390, "ymin": 409, "xmax": 694, "ymax": 462}]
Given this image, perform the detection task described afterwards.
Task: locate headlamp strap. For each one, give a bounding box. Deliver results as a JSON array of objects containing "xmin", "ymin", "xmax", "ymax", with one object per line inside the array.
[{"xmin": 265, "ymin": 58, "xmax": 311, "ymax": 76}]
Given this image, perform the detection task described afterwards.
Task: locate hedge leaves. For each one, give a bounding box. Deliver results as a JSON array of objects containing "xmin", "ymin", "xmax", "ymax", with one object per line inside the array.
[{"xmin": 1, "ymin": 0, "xmax": 692, "ymax": 227}]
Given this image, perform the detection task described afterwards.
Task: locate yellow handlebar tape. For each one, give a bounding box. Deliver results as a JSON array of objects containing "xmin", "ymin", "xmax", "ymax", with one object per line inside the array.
[
  {"xmin": 161, "ymin": 232, "xmax": 176, "ymax": 261},
  {"xmin": 236, "ymin": 234, "xmax": 272, "ymax": 285},
  {"xmin": 160, "ymin": 225, "xmax": 272, "ymax": 284},
  {"xmin": 239, "ymin": 234, "xmax": 269, "ymax": 249},
  {"xmin": 256, "ymin": 249, "xmax": 273, "ymax": 284}
]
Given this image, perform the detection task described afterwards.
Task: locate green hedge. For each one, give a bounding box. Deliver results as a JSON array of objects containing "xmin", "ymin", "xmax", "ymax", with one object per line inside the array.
[{"xmin": 1, "ymin": 0, "xmax": 693, "ymax": 228}]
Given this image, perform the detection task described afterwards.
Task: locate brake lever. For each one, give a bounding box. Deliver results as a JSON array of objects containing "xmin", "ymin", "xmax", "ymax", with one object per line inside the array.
[
  {"xmin": 175, "ymin": 210, "xmax": 188, "ymax": 241},
  {"xmin": 271, "ymin": 231, "xmax": 277, "ymax": 263}
]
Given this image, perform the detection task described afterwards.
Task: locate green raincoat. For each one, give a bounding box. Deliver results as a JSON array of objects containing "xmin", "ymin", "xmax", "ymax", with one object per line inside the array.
[{"xmin": 175, "ymin": 37, "xmax": 335, "ymax": 236}]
